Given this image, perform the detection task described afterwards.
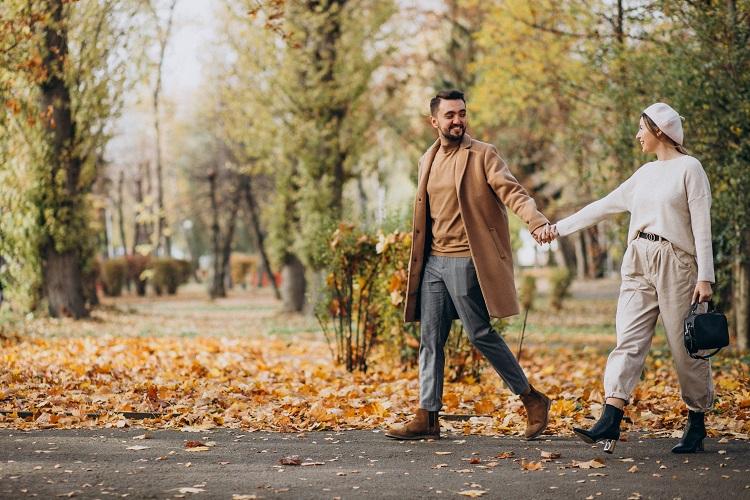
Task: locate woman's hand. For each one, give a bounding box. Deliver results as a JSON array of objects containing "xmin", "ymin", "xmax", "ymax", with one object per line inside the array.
[{"xmin": 692, "ymin": 281, "xmax": 713, "ymax": 304}]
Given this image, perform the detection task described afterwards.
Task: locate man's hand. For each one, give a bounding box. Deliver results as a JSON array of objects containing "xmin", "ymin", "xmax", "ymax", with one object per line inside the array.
[
  {"xmin": 692, "ymin": 281, "xmax": 712, "ymax": 304},
  {"xmin": 531, "ymin": 224, "xmax": 557, "ymax": 245}
]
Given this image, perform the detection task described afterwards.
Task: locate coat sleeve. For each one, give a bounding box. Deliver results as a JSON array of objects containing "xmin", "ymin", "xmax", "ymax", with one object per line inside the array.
[{"xmin": 483, "ymin": 145, "xmax": 549, "ymax": 232}]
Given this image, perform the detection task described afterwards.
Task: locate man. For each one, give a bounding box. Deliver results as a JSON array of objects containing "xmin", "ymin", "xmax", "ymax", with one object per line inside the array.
[{"xmin": 385, "ymin": 90, "xmax": 554, "ymax": 441}]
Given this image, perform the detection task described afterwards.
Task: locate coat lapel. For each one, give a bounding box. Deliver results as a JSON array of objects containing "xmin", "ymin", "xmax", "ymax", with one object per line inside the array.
[
  {"xmin": 417, "ymin": 139, "xmax": 440, "ymax": 196},
  {"xmin": 454, "ymin": 133, "xmax": 472, "ymax": 193}
]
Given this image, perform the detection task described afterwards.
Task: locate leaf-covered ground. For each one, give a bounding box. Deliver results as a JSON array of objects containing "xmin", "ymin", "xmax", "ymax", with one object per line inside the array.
[{"xmin": 1, "ymin": 283, "xmax": 748, "ymax": 439}]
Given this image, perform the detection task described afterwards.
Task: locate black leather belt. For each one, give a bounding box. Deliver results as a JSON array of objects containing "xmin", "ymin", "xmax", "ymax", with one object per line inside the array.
[{"xmin": 637, "ymin": 231, "xmax": 667, "ymax": 242}]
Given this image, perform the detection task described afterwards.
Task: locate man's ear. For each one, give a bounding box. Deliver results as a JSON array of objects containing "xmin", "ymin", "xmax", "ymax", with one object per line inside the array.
[{"xmin": 430, "ymin": 115, "xmax": 439, "ymax": 129}]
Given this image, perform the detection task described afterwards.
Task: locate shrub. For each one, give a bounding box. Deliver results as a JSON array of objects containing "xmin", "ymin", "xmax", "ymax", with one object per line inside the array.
[
  {"xmin": 151, "ymin": 258, "xmax": 182, "ymax": 296},
  {"xmin": 549, "ymin": 267, "xmax": 574, "ymax": 311},
  {"xmin": 230, "ymin": 254, "xmax": 257, "ymax": 289},
  {"xmin": 99, "ymin": 258, "xmax": 127, "ymax": 297},
  {"xmin": 174, "ymin": 259, "xmax": 192, "ymax": 285},
  {"xmin": 519, "ymin": 274, "xmax": 537, "ymax": 311},
  {"xmin": 316, "ymin": 223, "xmax": 494, "ymax": 378},
  {"xmin": 126, "ymin": 254, "xmax": 150, "ymax": 296}
]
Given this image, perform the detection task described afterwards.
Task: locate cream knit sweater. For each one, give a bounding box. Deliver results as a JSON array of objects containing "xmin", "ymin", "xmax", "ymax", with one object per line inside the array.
[{"xmin": 556, "ymin": 155, "xmax": 715, "ymax": 283}]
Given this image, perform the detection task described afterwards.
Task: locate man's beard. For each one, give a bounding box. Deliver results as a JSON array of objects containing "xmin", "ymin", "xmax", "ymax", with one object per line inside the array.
[{"xmin": 441, "ymin": 124, "xmax": 465, "ymax": 142}]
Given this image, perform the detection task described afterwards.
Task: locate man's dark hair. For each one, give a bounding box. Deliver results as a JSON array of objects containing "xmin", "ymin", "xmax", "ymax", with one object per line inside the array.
[{"xmin": 430, "ymin": 89, "xmax": 465, "ymax": 116}]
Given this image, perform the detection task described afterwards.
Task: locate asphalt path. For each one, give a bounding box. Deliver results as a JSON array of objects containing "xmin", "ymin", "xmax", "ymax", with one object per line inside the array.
[{"xmin": 0, "ymin": 429, "xmax": 748, "ymax": 499}]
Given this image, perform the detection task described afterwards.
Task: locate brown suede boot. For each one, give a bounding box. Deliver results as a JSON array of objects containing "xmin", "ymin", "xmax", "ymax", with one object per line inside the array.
[
  {"xmin": 519, "ymin": 385, "xmax": 551, "ymax": 440},
  {"xmin": 385, "ymin": 409, "xmax": 440, "ymax": 440}
]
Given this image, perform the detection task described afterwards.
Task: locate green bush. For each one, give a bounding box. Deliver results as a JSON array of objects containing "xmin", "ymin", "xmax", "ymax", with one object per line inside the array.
[
  {"xmin": 150, "ymin": 258, "xmax": 182, "ymax": 296},
  {"xmin": 126, "ymin": 254, "xmax": 150, "ymax": 296},
  {"xmin": 549, "ymin": 267, "xmax": 574, "ymax": 311},
  {"xmin": 316, "ymin": 223, "xmax": 494, "ymax": 378},
  {"xmin": 99, "ymin": 258, "xmax": 127, "ymax": 297}
]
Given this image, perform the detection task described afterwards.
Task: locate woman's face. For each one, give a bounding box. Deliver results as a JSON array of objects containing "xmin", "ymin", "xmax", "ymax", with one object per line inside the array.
[{"xmin": 636, "ymin": 117, "xmax": 660, "ymax": 153}]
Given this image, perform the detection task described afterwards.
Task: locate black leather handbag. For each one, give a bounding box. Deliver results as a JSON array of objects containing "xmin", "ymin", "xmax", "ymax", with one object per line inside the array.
[{"xmin": 683, "ymin": 303, "xmax": 729, "ymax": 359}]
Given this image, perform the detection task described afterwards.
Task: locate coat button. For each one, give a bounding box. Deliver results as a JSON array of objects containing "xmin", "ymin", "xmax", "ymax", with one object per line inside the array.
[{"xmin": 415, "ymin": 229, "xmax": 420, "ymax": 234}]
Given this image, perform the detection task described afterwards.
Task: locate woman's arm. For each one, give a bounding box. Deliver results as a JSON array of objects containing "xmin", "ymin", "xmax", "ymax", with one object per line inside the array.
[
  {"xmin": 685, "ymin": 163, "xmax": 715, "ymax": 285},
  {"xmin": 555, "ymin": 180, "xmax": 633, "ymax": 237}
]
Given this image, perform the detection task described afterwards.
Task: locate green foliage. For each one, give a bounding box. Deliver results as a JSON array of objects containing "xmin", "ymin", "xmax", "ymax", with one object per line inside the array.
[
  {"xmin": 316, "ymin": 223, "xmax": 506, "ymax": 379},
  {"xmin": 655, "ymin": 2, "xmax": 750, "ymax": 307},
  {"xmin": 518, "ymin": 274, "xmax": 537, "ymax": 312},
  {"xmin": 262, "ymin": 0, "xmax": 396, "ymax": 270},
  {"xmin": 0, "ymin": 0, "xmax": 145, "ymax": 314},
  {"xmin": 100, "ymin": 258, "xmax": 127, "ymax": 297},
  {"xmin": 549, "ymin": 267, "xmax": 574, "ymax": 311},
  {"xmin": 315, "ymin": 223, "xmax": 400, "ymax": 372},
  {"xmin": 150, "ymin": 258, "xmax": 185, "ymax": 296}
]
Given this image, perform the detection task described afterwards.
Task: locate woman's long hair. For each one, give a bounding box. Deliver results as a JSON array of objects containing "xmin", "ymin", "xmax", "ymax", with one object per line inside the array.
[{"xmin": 641, "ymin": 113, "xmax": 688, "ymax": 154}]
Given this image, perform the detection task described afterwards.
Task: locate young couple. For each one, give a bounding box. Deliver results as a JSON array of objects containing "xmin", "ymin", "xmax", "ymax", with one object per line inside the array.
[{"xmin": 385, "ymin": 90, "xmax": 714, "ymax": 454}]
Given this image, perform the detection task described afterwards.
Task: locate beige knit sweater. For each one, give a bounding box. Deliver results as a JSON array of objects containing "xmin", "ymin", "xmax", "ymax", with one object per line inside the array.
[{"xmin": 556, "ymin": 155, "xmax": 715, "ymax": 283}]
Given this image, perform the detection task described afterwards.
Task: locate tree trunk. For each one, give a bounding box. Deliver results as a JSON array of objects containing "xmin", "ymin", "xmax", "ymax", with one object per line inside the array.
[
  {"xmin": 281, "ymin": 254, "xmax": 306, "ymax": 313},
  {"xmin": 132, "ymin": 163, "xmax": 150, "ymax": 255},
  {"xmin": 216, "ymin": 185, "xmax": 242, "ymax": 298},
  {"xmin": 553, "ymin": 234, "xmax": 578, "ymax": 276},
  {"xmin": 242, "ymin": 176, "xmax": 281, "ymax": 300},
  {"xmin": 208, "ymin": 170, "xmax": 223, "ymax": 299},
  {"xmin": 117, "ymin": 169, "xmax": 128, "ymax": 256},
  {"xmin": 734, "ymin": 252, "xmax": 749, "ymax": 351},
  {"xmin": 152, "ymin": 0, "xmax": 178, "ymax": 257},
  {"xmin": 39, "ymin": 0, "xmax": 87, "ymax": 319},
  {"xmin": 573, "ymin": 233, "xmax": 587, "ymax": 280},
  {"xmin": 0, "ymin": 255, "xmax": 6, "ymax": 306},
  {"xmin": 583, "ymin": 226, "xmax": 605, "ymax": 279},
  {"xmin": 44, "ymin": 250, "xmax": 87, "ymax": 318}
]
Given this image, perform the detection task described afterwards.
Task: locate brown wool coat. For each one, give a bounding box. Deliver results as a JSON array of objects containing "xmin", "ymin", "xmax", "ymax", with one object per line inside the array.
[{"xmin": 403, "ymin": 134, "xmax": 549, "ymax": 323}]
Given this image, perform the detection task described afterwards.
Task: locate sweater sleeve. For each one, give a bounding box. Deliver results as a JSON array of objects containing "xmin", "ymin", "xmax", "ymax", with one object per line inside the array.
[
  {"xmin": 686, "ymin": 163, "xmax": 715, "ymax": 282},
  {"xmin": 556, "ymin": 177, "xmax": 633, "ymax": 237}
]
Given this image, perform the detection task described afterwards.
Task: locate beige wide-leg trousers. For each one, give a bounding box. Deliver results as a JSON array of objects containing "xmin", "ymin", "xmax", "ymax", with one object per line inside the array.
[{"xmin": 605, "ymin": 237, "xmax": 714, "ymax": 411}]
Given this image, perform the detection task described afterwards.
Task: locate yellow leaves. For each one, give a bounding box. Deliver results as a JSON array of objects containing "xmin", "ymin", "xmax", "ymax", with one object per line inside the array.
[
  {"xmin": 571, "ymin": 458, "xmax": 606, "ymax": 469},
  {"xmin": 473, "ymin": 399, "xmax": 495, "ymax": 415},
  {"xmin": 551, "ymin": 398, "xmax": 577, "ymax": 417},
  {"xmin": 520, "ymin": 459, "xmax": 544, "ymax": 471},
  {"xmin": 718, "ymin": 378, "xmax": 741, "ymax": 391},
  {"xmin": 0, "ymin": 305, "xmax": 748, "ymax": 439},
  {"xmin": 458, "ymin": 490, "xmax": 487, "ymax": 497}
]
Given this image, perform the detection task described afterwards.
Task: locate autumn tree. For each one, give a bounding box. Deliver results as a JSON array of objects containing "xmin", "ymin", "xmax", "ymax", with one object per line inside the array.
[
  {"xmin": 0, "ymin": 0, "xmax": 144, "ymax": 317},
  {"xmin": 657, "ymin": 0, "xmax": 750, "ymax": 348},
  {"xmin": 225, "ymin": 0, "xmax": 395, "ymax": 312}
]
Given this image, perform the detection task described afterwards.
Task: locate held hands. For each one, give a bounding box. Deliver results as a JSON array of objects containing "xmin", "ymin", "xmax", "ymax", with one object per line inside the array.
[
  {"xmin": 531, "ymin": 223, "xmax": 559, "ymax": 245},
  {"xmin": 692, "ymin": 281, "xmax": 713, "ymax": 304}
]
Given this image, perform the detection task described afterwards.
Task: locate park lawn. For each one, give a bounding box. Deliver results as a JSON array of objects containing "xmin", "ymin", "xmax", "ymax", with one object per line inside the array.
[{"xmin": 0, "ymin": 284, "xmax": 748, "ymax": 439}]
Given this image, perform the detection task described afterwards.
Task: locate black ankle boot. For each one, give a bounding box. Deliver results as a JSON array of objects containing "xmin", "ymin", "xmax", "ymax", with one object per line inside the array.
[
  {"xmin": 672, "ymin": 411, "xmax": 706, "ymax": 454},
  {"xmin": 573, "ymin": 404, "xmax": 624, "ymax": 454}
]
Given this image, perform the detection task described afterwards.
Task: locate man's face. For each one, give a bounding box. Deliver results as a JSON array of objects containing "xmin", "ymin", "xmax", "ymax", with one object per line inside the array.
[{"xmin": 431, "ymin": 98, "xmax": 467, "ymax": 142}]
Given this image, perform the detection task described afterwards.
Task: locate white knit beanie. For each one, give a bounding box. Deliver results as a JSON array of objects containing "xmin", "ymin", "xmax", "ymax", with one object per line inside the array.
[{"xmin": 643, "ymin": 102, "xmax": 684, "ymax": 145}]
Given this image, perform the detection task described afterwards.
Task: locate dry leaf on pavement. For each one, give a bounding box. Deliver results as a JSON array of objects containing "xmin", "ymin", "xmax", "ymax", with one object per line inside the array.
[{"xmin": 458, "ymin": 490, "xmax": 487, "ymax": 497}]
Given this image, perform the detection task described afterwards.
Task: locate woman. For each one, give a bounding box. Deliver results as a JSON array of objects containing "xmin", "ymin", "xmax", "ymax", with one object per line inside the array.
[{"xmin": 551, "ymin": 102, "xmax": 715, "ymax": 454}]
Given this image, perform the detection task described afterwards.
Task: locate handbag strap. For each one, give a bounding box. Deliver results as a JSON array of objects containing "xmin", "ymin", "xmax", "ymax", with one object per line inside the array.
[{"xmin": 690, "ymin": 348, "xmax": 722, "ymax": 360}]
